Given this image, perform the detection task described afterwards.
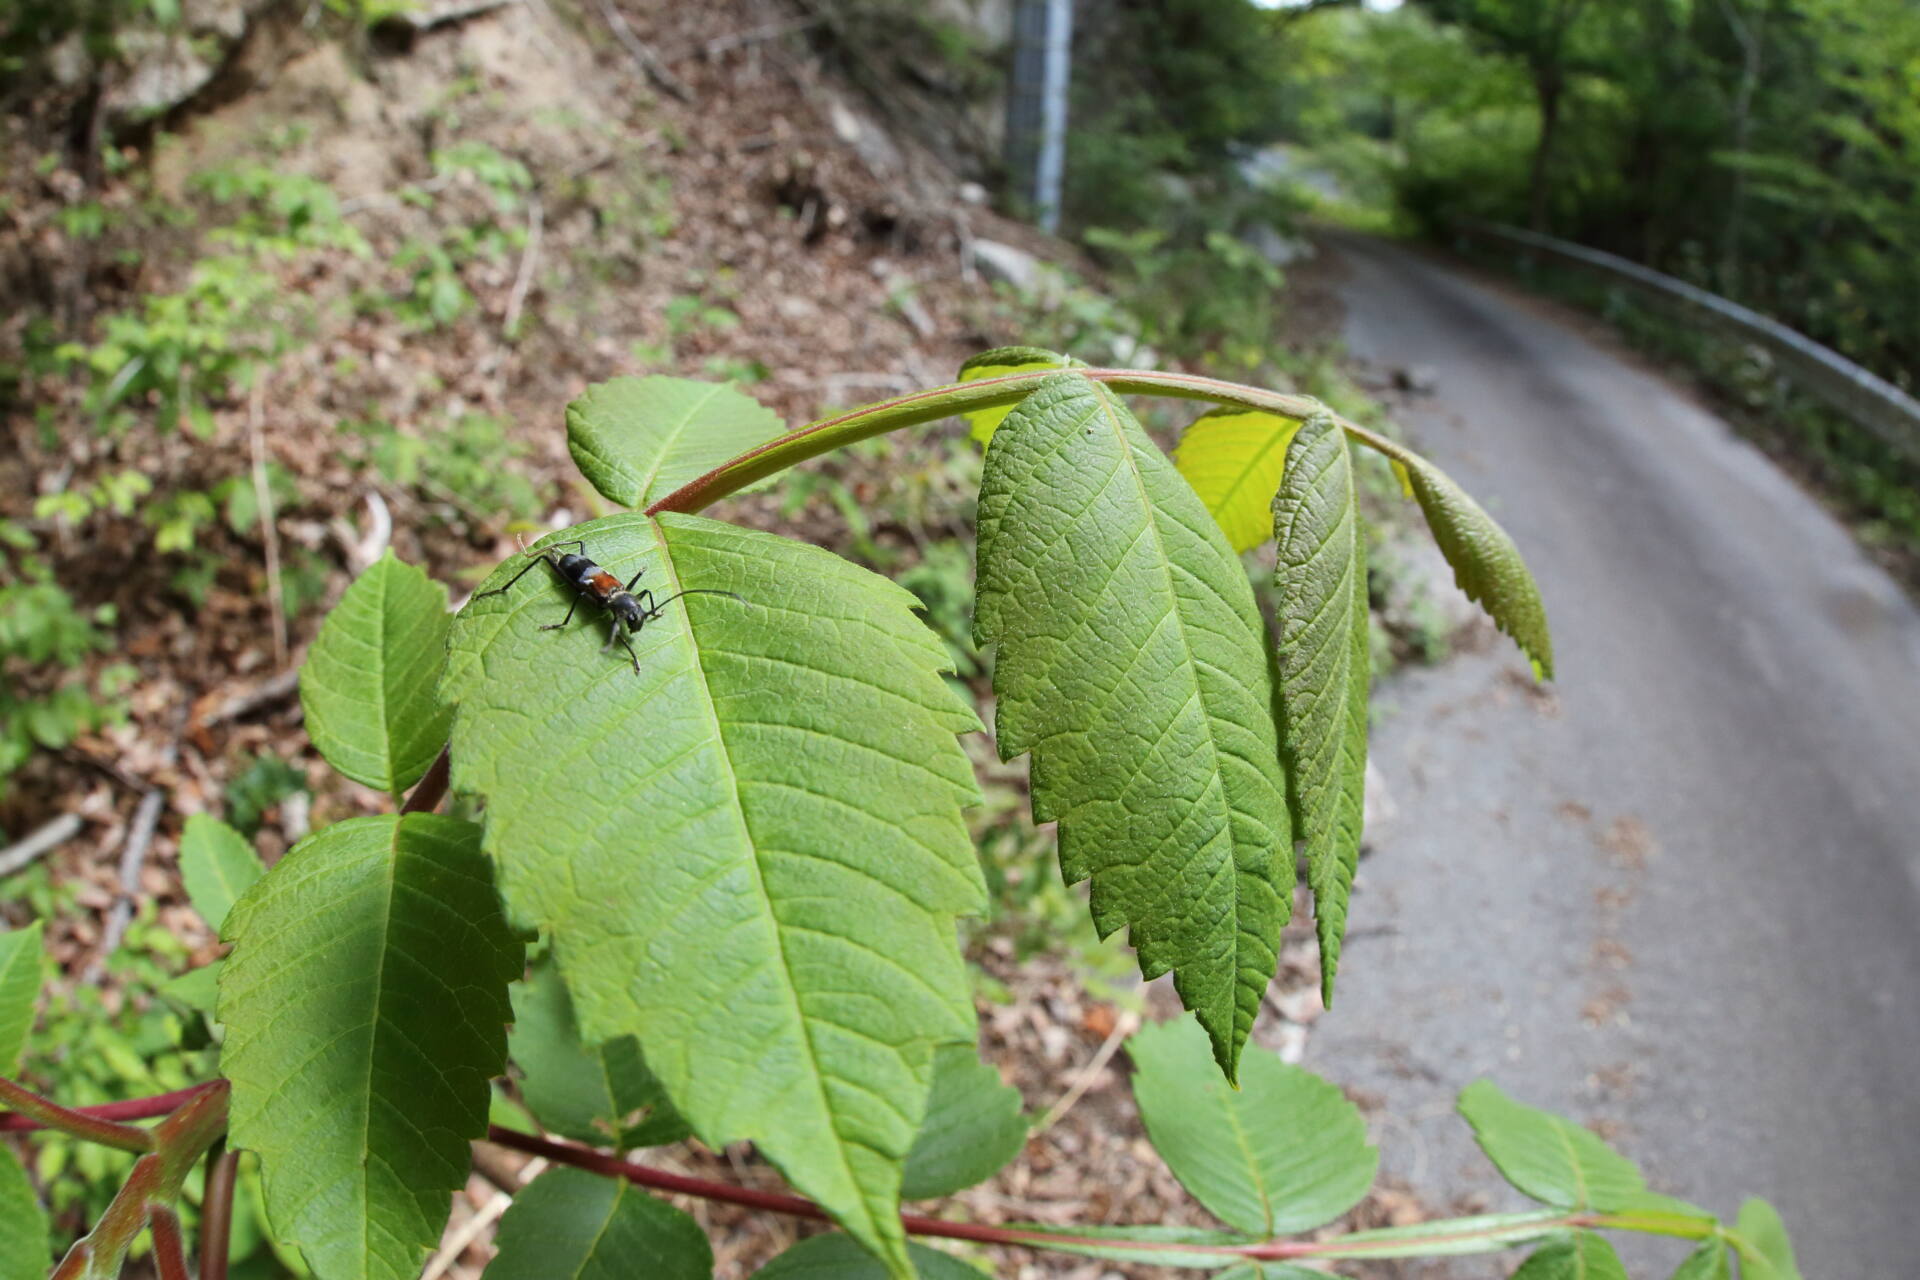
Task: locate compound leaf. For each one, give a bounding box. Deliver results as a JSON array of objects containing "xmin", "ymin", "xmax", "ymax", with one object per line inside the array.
[
  {"xmin": 956, "ymin": 346, "xmax": 1074, "ymax": 443},
  {"xmin": 1128, "ymin": 1016, "xmax": 1376, "ymax": 1237},
  {"xmin": 1510, "ymin": 1232, "xmax": 1630, "ymax": 1280},
  {"xmin": 299, "ymin": 551, "xmax": 453, "ymax": 795},
  {"xmin": 975, "ymin": 373, "xmax": 1292, "ymax": 1081},
  {"xmin": 486, "ymin": 1167, "xmax": 711, "ymax": 1280},
  {"xmin": 1175, "ymin": 407, "xmax": 1302, "ymax": 553},
  {"xmin": 1732, "ymin": 1199, "xmax": 1800, "ymax": 1280},
  {"xmin": 901, "ymin": 1042, "xmax": 1028, "ymax": 1200},
  {"xmin": 566, "ymin": 375, "xmax": 786, "ymax": 509},
  {"xmin": 1379, "ymin": 444, "xmax": 1553, "ymax": 679},
  {"xmin": 177, "ymin": 814, "xmax": 265, "ymax": 934},
  {"xmin": 220, "ymin": 814, "xmax": 523, "ymax": 1280},
  {"xmin": 1457, "ymin": 1080, "xmax": 1695, "ymax": 1215},
  {"xmin": 508, "ymin": 956, "xmax": 689, "ymax": 1150},
  {"xmin": 752, "ymin": 1234, "xmax": 985, "ymax": 1279},
  {"xmin": 444, "ymin": 512, "xmax": 985, "ymax": 1278},
  {"xmin": 1272, "ymin": 413, "xmax": 1370, "ymax": 1005},
  {"xmin": 0, "ymin": 1141, "xmax": 48, "ymax": 1278},
  {"xmin": 0, "ymin": 920, "xmax": 44, "ymax": 1074}
]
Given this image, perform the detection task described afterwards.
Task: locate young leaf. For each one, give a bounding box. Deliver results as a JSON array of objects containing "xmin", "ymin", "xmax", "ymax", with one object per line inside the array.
[
  {"xmin": 1670, "ymin": 1238, "xmax": 1731, "ymax": 1280},
  {"xmin": 0, "ymin": 1144, "xmax": 49, "ymax": 1278},
  {"xmin": 566, "ymin": 375, "xmax": 786, "ymax": 509},
  {"xmin": 1175, "ymin": 407, "xmax": 1302, "ymax": 553},
  {"xmin": 956, "ymin": 346, "xmax": 1074, "ymax": 444},
  {"xmin": 298, "ymin": 551, "xmax": 453, "ymax": 795},
  {"xmin": 975, "ymin": 373, "xmax": 1292, "ymax": 1080},
  {"xmin": 752, "ymin": 1234, "xmax": 986, "ymax": 1279},
  {"xmin": 0, "ymin": 920, "xmax": 44, "ymax": 1074},
  {"xmin": 444, "ymin": 513, "xmax": 986, "ymax": 1278},
  {"xmin": 486, "ymin": 1167, "xmax": 711, "ymax": 1280},
  {"xmin": 1378, "ymin": 445, "xmax": 1553, "ymax": 679},
  {"xmin": 1457, "ymin": 1080, "xmax": 1696, "ymax": 1215},
  {"xmin": 508, "ymin": 956, "xmax": 689, "ymax": 1150},
  {"xmin": 177, "ymin": 813, "xmax": 265, "ymax": 933},
  {"xmin": 1510, "ymin": 1232, "xmax": 1630, "ymax": 1280},
  {"xmin": 1272, "ymin": 413, "xmax": 1369, "ymax": 1004},
  {"xmin": 900, "ymin": 1042, "xmax": 1028, "ymax": 1200},
  {"xmin": 1732, "ymin": 1199, "xmax": 1801, "ymax": 1280},
  {"xmin": 1127, "ymin": 1016, "xmax": 1376, "ymax": 1237},
  {"xmin": 219, "ymin": 814, "xmax": 523, "ymax": 1280}
]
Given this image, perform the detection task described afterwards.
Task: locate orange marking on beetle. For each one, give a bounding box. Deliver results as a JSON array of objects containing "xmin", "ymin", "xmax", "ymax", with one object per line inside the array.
[{"xmin": 586, "ymin": 570, "xmax": 621, "ymax": 594}]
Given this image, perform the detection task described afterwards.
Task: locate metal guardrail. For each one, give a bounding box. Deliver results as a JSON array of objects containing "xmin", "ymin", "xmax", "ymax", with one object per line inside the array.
[{"xmin": 1457, "ymin": 221, "xmax": 1920, "ymax": 462}]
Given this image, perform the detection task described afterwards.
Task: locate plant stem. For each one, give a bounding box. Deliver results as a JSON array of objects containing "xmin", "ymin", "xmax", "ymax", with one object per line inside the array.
[
  {"xmin": 150, "ymin": 1206, "xmax": 191, "ymax": 1280},
  {"xmin": 0, "ymin": 1075, "xmax": 153, "ymax": 1152},
  {"xmin": 201, "ymin": 1144, "xmax": 240, "ymax": 1280},
  {"xmin": 645, "ymin": 367, "xmax": 1398, "ymax": 517},
  {"xmin": 0, "ymin": 1082, "xmax": 217, "ymax": 1135},
  {"xmin": 401, "ymin": 745, "xmax": 452, "ymax": 814},
  {"xmin": 484, "ymin": 1126, "xmax": 1597, "ymax": 1263}
]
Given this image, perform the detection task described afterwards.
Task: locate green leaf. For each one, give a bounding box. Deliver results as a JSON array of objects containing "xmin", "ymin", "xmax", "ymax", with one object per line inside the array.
[
  {"xmin": 974, "ymin": 373, "xmax": 1292, "ymax": 1080},
  {"xmin": 900, "ymin": 1043, "xmax": 1027, "ymax": 1200},
  {"xmin": 1127, "ymin": 1016, "xmax": 1376, "ymax": 1237},
  {"xmin": 0, "ymin": 1144, "xmax": 49, "ymax": 1278},
  {"xmin": 1174, "ymin": 407, "xmax": 1302, "ymax": 553},
  {"xmin": 1384, "ymin": 446, "xmax": 1553, "ymax": 679},
  {"xmin": 1510, "ymin": 1232, "xmax": 1630, "ymax": 1280},
  {"xmin": 956, "ymin": 346, "xmax": 1074, "ymax": 444},
  {"xmin": 486, "ymin": 1167, "xmax": 711, "ymax": 1280},
  {"xmin": 1670, "ymin": 1238, "xmax": 1731, "ymax": 1280},
  {"xmin": 0, "ymin": 920, "xmax": 45, "ymax": 1074},
  {"xmin": 1272, "ymin": 413, "xmax": 1369, "ymax": 1005},
  {"xmin": 444, "ymin": 512, "xmax": 985, "ymax": 1278},
  {"xmin": 159, "ymin": 962, "xmax": 221, "ymax": 1016},
  {"xmin": 1457, "ymin": 1080, "xmax": 1691, "ymax": 1214},
  {"xmin": 220, "ymin": 813, "xmax": 523, "ymax": 1280},
  {"xmin": 1213, "ymin": 1267, "xmax": 1328, "ymax": 1280},
  {"xmin": 752, "ymin": 1234, "xmax": 985, "ymax": 1279},
  {"xmin": 1732, "ymin": 1199, "xmax": 1800, "ymax": 1280},
  {"xmin": 177, "ymin": 813, "xmax": 265, "ymax": 933},
  {"xmin": 298, "ymin": 551, "xmax": 453, "ymax": 795},
  {"xmin": 509, "ymin": 956, "xmax": 689, "ymax": 1150},
  {"xmin": 565, "ymin": 375, "xmax": 786, "ymax": 508}
]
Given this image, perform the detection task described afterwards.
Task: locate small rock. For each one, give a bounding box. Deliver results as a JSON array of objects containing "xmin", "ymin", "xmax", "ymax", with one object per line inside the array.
[
  {"xmin": 956, "ymin": 181, "xmax": 990, "ymax": 205},
  {"xmin": 1392, "ymin": 364, "xmax": 1441, "ymax": 395}
]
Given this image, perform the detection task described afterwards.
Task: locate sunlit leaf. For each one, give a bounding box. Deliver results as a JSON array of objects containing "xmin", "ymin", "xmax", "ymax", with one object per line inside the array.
[
  {"xmin": 177, "ymin": 814, "xmax": 265, "ymax": 934},
  {"xmin": 1732, "ymin": 1199, "xmax": 1801, "ymax": 1280},
  {"xmin": 1175, "ymin": 407, "xmax": 1301, "ymax": 552},
  {"xmin": 956, "ymin": 346, "xmax": 1074, "ymax": 443},
  {"xmin": 566, "ymin": 375, "xmax": 786, "ymax": 509},
  {"xmin": 445, "ymin": 513, "xmax": 985, "ymax": 1278}
]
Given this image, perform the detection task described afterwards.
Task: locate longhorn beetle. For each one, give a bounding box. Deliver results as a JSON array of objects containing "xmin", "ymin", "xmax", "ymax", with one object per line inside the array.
[{"xmin": 473, "ymin": 538, "xmax": 744, "ymax": 673}]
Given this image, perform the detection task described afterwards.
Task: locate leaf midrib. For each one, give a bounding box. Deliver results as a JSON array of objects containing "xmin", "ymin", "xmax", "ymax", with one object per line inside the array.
[
  {"xmin": 632, "ymin": 383, "xmax": 728, "ymax": 503},
  {"xmin": 643, "ymin": 514, "xmax": 886, "ymax": 1252}
]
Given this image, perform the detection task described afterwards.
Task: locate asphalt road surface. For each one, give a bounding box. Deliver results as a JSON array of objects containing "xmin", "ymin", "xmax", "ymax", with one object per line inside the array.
[{"xmin": 1302, "ymin": 236, "xmax": 1920, "ymax": 1276}]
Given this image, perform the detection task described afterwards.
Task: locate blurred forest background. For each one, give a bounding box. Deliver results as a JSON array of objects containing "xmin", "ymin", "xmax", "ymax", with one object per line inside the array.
[{"xmin": 0, "ymin": 0, "xmax": 1913, "ymax": 1274}]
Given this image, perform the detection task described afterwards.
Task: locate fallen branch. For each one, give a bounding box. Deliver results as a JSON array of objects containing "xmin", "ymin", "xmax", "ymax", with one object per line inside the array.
[
  {"xmin": 0, "ymin": 812, "xmax": 83, "ymax": 879},
  {"xmin": 197, "ymin": 669, "xmax": 301, "ymax": 729},
  {"xmin": 591, "ymin": 0, "xmax": 691, "ymax": 102},
  {"xmin": 248, "ymin": 377, "xmax": 289, "ymax": 670},
  {"xmin": 501, "ymin": 191, "xmax": 544, "ymax": 340}
]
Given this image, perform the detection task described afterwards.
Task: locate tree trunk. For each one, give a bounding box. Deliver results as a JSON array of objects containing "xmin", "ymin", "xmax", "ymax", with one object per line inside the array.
[{"xmin": 1528, "ymin": 72, "xmax": 1563, "ymax": 234}]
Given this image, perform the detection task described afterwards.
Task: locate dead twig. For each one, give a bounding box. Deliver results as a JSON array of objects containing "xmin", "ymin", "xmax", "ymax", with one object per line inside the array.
[
  {"xmin": 1032, "ymin": 1009, "xmax": 1139, "ymax": 1136},
  {"xmin": 197, "ymin": 669, "xmax": 302, "ymax": 729},
  {"xmin": 502, "ymin": 192, "xmax": 544, "ymax": 340},
  {"xmin": 591, "ymin": 0, "xmax": 691, "ymax": 102},
  {"xmin": 0, "ymin": 813, "xmax": 84, "ymax": 880},
  {"xmin": 248, "ymin": 377, "xmax": 289, "ymax": 670},
  {"xmin": 87, "ymin": 718, "xmax": 185, "ymax": 980}
]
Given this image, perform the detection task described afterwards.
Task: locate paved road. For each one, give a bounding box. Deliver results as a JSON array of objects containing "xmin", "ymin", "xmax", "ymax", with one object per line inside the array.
[{"xmin": 1302, "ymin": 236, "xmax": 1920, "ymax": 1276}]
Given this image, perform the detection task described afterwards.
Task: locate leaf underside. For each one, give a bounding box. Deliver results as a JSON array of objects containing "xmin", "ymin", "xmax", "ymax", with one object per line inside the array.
[
  {"xmin": 1272, "ymin": 414, "xmax": 1370, "ymax": 1005},
  {"xmin": 508, "ymin": 956, "xmax": 690, "ymax": 1151},
  {"xmin": 1389, "ymin": 447, "xmax": 1554, "ymax": 679},
  {"xmin": 177, "ymin": 814, "xmax": 266, "ymax": 935},
  {"xmin": 1175, "ymin": 406, "xmax": 1303, "ymax": 554},
  {"xmin": 0, "ymin": 920, "xmax": 45, "ymax": 1075},
  {"xmin": 219, "ymin": 814, "xmax": 523, "ymax": 1280},
  {"xmin": 297, "ymin": 551, "xmax": 453, "ymax": 795},
  {"xmin": 1456, "ymin": 1080, "xmax": 1698, "ymax": 1216},
  {"xmin": 1733, "ymin": 1198, "xmax": 1801, "ymax": 1280},
  {"xmin": 1128, "ymin": 1017, "xmax": 1376, "ymax": 1237},
  {"xmin": 975, "ymin": 373, "xmax": 1292, "ymax": 1080},
  {"xmin": 487, "ymin": 1167, "xmax": 712, "ymax": 1280},
  {"xmin": 444, "ymin": 512, "xmax": 985, "ymax": 1277},
  {"xmin": 566, "ymin": 375, "xmax": 787, "ymax": 509}
]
